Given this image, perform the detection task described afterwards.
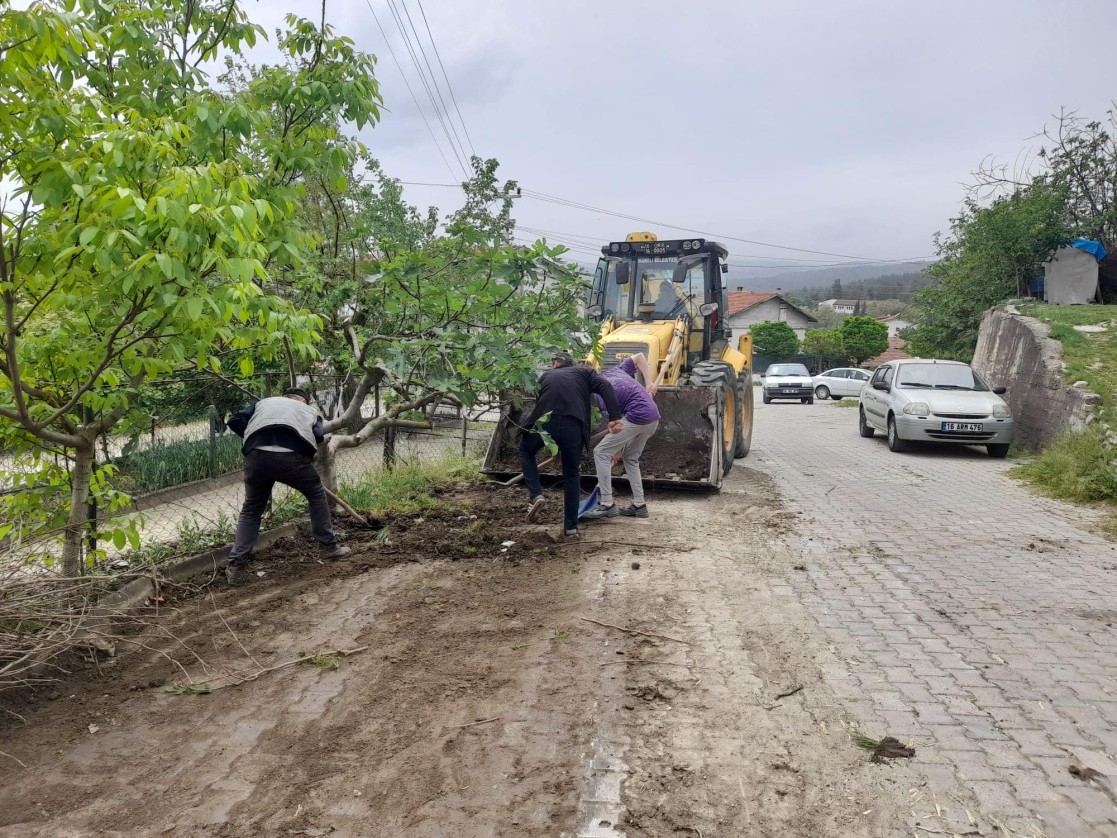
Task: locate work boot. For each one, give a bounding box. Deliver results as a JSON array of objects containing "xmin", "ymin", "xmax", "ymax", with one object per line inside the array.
[
  {"xmin": 225, "ymin": 562, "xmax": 250, "ymax": 587},
  {"xmin": 526, "ymin": 495, "xmax": 546, "ymax": 523},
  {"xmin": 320, "ymin": 543, "xmax": 352, "ymax": 560},
  {"xmin": 618, "ymin": 503, "xmax": 649, "ymax": 519},
  {"xmin": 581, "ymin": 503, "xmax": 618, "ymax": 521}
]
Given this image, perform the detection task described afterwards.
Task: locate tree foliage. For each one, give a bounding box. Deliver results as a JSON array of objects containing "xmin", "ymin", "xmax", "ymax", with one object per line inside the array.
[
  {"xmin": 0, "ymin": 0, "xmax": 380, "ymax": 573},
  {"xmin": 908, "ymin": 184, "xmax": 1071, "ymax": 360},
  {"xmin": 749, "ymin": 321, "xmax": 800, "ymax": 360},
  {"xmin": 801, "ymin": 329, "xmax": 849, "ymax": 364},
  {"xmin": 840, "ymin": 316, "xmax": 889, "ymax": 366}
]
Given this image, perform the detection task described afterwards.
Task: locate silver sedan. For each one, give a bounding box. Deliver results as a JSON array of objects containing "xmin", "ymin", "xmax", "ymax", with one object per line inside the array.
[
  {"xmin": 812, "ymin": 367, "xmax": 871, "ymax": 400},
  {"xmin": 858, "ymin": 359, "xmax": 1014, "ymax": 457}
]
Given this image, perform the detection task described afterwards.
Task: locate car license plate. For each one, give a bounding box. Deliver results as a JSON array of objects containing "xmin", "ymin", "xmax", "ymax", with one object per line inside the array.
[{"xmin": 942, "ymin": 421, "xmax": 982, "ymax": 432}]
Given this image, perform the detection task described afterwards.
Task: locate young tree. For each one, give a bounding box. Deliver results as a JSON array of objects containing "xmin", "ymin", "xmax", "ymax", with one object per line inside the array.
[
  {"xmin": 801, "ymin": 329, "xmax": 849, "ymax": 365},
  {"xmin": 840, "ymin": 317, "xmax": 889, "ymax": 366},
  {"xmin": 749, "ymin": 321, "xmax": 800, "ymax": 361},
  {"xmin": 0, "ymin": 0, "xmax": 380, "ymax": 573}
]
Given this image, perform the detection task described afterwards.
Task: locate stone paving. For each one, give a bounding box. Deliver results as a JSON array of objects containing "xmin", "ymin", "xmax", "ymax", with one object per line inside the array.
[{"xmin": 750, "ymin": 399, "xmax": 1117, "ymax": 835}]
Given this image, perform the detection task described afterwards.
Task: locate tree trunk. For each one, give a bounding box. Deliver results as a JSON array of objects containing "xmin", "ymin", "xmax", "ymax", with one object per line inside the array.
[
  {"xmin": 318, "ymin": 440, "xmax": 339, "ymax": 494},
  {"xmin": 61, "ymin": 442, "xmax": 95, "ymax": 577}
]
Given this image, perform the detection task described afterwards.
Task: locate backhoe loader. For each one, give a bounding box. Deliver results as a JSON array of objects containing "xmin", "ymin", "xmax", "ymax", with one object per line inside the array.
[{"xmin": 483, "ymin": 232, "xmax": 754, "ymax": 490}]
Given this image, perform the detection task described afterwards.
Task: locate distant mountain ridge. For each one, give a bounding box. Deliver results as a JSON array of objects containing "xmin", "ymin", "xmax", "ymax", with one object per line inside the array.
[{"xmin": 725, "ymin": 260, "xmax": 934, "ymax": 292}]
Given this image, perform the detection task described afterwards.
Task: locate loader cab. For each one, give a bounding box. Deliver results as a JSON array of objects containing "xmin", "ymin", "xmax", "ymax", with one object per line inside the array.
[{"xmin": 588, "ymin": 234, "xmax": 730, "ymax": 369}]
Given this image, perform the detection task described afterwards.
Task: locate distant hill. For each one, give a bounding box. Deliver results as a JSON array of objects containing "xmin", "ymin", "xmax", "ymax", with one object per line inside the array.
[{"xmin": 724, "ymin": 260, "xmax": 934, "ymax": 293}]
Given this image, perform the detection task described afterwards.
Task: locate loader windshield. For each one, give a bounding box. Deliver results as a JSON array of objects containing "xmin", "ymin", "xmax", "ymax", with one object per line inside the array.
[{"xmin": 602, "ymin": 256, "xmax": 706, "ymax": 321}]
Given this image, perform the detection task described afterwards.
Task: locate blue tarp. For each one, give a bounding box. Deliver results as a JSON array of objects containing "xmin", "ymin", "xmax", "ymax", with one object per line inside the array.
[{"xmin": 1071, "ymin": 238, "xmax": 1108, "ymax": 263}]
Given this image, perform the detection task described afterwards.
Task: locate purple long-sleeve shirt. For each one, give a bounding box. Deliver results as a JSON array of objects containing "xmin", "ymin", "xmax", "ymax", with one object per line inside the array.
[{"xmin": 593, "ymin": 358, "xmax": 661, "ymax": 425}]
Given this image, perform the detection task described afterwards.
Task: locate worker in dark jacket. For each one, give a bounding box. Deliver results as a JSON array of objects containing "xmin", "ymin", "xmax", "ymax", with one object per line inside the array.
[
  {"xmin": 225, "ymin": 387, "xmax": 351, "ymax": 587},
  {"xmin": 521, "ymin": 352, "xmax": 623, "ymax": 539}
]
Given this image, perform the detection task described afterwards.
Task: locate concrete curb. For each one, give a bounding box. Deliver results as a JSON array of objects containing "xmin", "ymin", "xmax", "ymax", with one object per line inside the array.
[{"xmin": 96, "ymin": 522, "xmax": 301, "ymax": 613}]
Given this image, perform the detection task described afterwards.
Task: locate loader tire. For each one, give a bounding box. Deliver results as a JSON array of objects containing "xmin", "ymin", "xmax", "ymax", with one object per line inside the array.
[
  {"xmin": 735, "ymin": 374, "xmax": 753, "ymax": 458},
  {"xmin": 691, "ymin": 361, "xmax": 739, "ymax": 477}
]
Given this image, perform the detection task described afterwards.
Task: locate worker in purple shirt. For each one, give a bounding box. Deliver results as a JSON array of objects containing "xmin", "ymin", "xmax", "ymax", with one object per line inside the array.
[{"xmin": 582, "ymin": 353, "xmax": 661, "ymax": 520}]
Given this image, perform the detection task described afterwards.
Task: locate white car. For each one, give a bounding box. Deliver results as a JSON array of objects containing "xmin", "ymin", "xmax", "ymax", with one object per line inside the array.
[
  {"xmin": 762, "ymin": 363, "xmax": 815, "ymax": 404},
  {"xmin": 812, "ymin": 367, "xmax": 871, "ymax": 400},
  {"xmin": 858, "ymin": 359, "xmax": 1014, "ymax": 457}
]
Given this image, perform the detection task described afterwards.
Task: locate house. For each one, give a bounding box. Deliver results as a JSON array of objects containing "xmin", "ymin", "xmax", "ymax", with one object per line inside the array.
[
  {"xmin": 875, "ymin": 315, "xmax": 912, "ymax": 337},
  {"xmin": 863, "ymin": 336, "xmax": 912, "ymax": 368},
  {"xmin": 727, "ymin": 291, "xmax": 818, "ymax": 341},
  {"xmin": 819, "ymin": 299, "xmax": 858, "ymax": 314}
]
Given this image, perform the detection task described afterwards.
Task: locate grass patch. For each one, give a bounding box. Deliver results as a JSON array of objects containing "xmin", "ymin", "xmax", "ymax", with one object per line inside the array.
[
  {"xmin": 1014, "ymin": 428, "xmax": 1117, "ymax": 503},
  {"xmin": 830, "ymin": 399, "xmax": 859, "ymax": 408},
  {"xmin": 339, "ymin": 453, "xmax": 480, "ymax": 518},
  {"xmin": 1018, "ymin": 303, "xmax": 1117, "ymax": 420},
  {"xmin": 1013, "ymin": 304, "xmax": 1117, "ymax": 509}
]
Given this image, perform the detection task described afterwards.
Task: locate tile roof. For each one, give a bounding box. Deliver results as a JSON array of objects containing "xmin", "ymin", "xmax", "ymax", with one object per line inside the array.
[
  {"xmin": 864, "ymin": 336, "xmax": 912, "ymax": 367},
  {"xmin": 727, "ymin": 291, "xmax": 777, "ymax": 315}
]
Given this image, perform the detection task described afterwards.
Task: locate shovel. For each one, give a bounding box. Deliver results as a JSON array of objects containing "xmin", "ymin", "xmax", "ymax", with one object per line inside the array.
[{"xmin": 498, "ymin": 429, "xmax": 610, "ymax": 487}]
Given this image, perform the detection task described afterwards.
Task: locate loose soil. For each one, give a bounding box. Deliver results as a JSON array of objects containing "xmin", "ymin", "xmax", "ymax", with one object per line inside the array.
[{"xmin": 0, "ymin": 472, "xmax": 913, "ymax": 837}]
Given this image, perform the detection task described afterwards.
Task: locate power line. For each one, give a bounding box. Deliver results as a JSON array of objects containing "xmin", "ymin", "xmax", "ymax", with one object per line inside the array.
[
  {"xmin": 400, "ymin": 179, "xmax": 933, "ymax": 264},
  {"xmin": 414, "ymin": 0, "xmax": 477, "ymax": 158},
  {"xmin": 364, "ymin": 0, "xmax": 459, "ymax": 180},
  {"xmin": 384, "ymin": 0, "xmax": 469, "ymax": 176}
]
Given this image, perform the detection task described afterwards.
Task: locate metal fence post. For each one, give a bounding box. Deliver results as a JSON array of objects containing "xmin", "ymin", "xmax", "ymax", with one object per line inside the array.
[
  {"xmin": 384, "ymin": 424, "xmax": 396, "ymax": 472},
  {"xmin": 207, "ymin": 405, "xmax": 218, "ymax": 478},
  {"xmin": 461, "ymin": 417, "xmax": 468, "ymax": 456}
]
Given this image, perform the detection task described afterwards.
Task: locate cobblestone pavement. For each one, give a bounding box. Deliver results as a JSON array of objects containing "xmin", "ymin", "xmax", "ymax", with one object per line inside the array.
[{"xmin": 750, "ymin": 399, "xmax": 1117, "ymax": 836}]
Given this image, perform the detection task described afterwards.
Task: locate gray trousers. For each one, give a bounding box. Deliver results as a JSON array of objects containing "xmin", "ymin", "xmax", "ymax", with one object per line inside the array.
[{"xmin": 592, "ymin": 419, "xmax": 659, "ymax": 506}]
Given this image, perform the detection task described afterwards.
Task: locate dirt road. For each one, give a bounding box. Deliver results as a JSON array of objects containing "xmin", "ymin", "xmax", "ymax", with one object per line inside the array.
[{"xmin": 0, "ymin": 467, "xmax": 916, "ymax": 837}]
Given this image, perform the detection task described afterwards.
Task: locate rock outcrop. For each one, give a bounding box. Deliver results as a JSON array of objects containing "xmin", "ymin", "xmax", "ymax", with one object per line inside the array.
[{"xmin": 971, "ymin": 305, "xmax": 1102, "ymax": 451}]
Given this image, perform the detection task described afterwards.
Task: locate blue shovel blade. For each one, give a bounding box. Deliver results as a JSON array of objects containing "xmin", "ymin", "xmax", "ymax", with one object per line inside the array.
[{"xmin": 577, "ymin": 486, "xmax": 600, "ymax": 519}]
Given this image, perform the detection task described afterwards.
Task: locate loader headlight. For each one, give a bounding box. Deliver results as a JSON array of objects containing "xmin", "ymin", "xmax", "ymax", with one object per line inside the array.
[
  {"xmin": 903, "ymin": 401, "xmax": 930, "ymax": 417},
  {"xmin": 993, "ymin": 403, "xmax": 1011, "ymax": 418},
  {"xmin": 610, "ymin": 243, "xmax": 619, "ymax": 253}
]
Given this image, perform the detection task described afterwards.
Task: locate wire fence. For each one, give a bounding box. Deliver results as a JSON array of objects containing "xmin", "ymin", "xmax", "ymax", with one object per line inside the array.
[{"xmin": 1, "ymin": 377, "xmax": 502, "ymax": 572}]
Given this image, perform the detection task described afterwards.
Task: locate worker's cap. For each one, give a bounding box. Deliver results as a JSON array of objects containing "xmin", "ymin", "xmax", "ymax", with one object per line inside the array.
[
  {"xmin": 282, "ymin": 386, "xmax": 311, "ymax": 402},
  {"xmin": 552, "ymin": 351, "xmax": 575, "ymax": 368}
]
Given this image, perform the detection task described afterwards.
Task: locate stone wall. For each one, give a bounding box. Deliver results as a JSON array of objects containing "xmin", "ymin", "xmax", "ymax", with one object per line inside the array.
[{"xmin": 971, "ymin": 305, "xmax": 1102, "ymax": 451}]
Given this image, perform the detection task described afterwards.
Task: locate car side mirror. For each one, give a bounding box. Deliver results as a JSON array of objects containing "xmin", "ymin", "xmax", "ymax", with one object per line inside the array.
[
  {"xmin": 872, "ymin": 381, "xmax": 888, "ymax": 391},
  {"xmin": 992, "ymin": 386, "xmax": 1007, "ymax": 395},
  {"xmin": 759, "ymin": 373, "xmax": 765, "ymax": 378}
]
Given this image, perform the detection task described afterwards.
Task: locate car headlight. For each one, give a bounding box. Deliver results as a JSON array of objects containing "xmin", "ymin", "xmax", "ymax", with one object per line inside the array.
[
  {"xmin": 903, "ymin": 401, "xmax": 930, "ymax": 417},
  {"xmin": 992, "ymin": 403, "xmax": 1011, "ymax": 418}
]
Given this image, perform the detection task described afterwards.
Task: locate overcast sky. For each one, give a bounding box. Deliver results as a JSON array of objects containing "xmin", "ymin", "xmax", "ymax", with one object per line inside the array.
[{"xmin": 233, "ymin": 1, "xmax": 1117, "ymax": 272}]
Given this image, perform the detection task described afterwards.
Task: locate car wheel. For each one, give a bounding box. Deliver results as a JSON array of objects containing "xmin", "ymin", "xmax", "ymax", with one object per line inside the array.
[
  {"xmin": 987, "ymin": 443, "xmax": 1010, "ymax": 458},
  {"xmin": 814, "ymin": 385, "xmax": 830, "ymax": 399},
  {"xmin": 800, "ymin": 398, "xmax": 808, "ymax": 404},
  {"xmin": 858, "ymin": 407, "xmax": 875, "ymax": 438},
  {"xmin": 887, "ymin": 416, "xmax": 908, "ymax": 453},
  {"xmin": 762, "ymin": 395, "xmax": 771, "ymax": 404},
  {"xmin": 807, "ymin": 398, "xmax": 814, "ymax": 405},
  {"xmin": 831, "ymin": 395, "xmax": 843, "ymax": 401}
]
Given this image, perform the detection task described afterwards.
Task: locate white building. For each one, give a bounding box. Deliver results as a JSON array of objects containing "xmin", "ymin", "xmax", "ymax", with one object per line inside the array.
[
  {"xmin": 727, "ymin": 291, "xmax": 818, "ymax": 341},
  {"xmin": 819, "ymin": 298, "xmax": 858, "ymax": 314}
]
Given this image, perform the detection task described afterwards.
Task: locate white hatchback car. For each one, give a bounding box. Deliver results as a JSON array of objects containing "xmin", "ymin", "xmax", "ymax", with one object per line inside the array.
[
  {"xmin": 858, "ymin": 359, "xmax": 1014, "ymax": 457},
  {"xmin": 812, "ymin": 367, "xmax": 871, "ymax": 400}
]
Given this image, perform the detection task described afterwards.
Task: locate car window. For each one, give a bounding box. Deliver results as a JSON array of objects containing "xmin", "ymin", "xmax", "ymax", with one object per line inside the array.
[
  {"xmin": 767, "ymin": 364, "xmax": 811, "ymax": 376},
  {"xmin": 870, "ymin": 367, "xmax": 887, "ymax": 386},
  {"xmin": 819, "ymin": 369, "xmax": 835, "ymax": 378},
  {"xmin": 881, "ymin": 366, "xmax": 894, "ymax": 388},
  {"xmin": 830, "ymin": 370, "xmax": 849, "ymax": 379},
  {"xmin": 896, "ymin": 363, "xmax": 987, "ymax": 391},
  {"xmin": 852, "ymin": 370, "xmax": 869, "ymax": 381}
]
